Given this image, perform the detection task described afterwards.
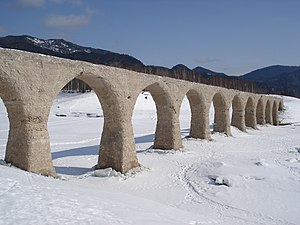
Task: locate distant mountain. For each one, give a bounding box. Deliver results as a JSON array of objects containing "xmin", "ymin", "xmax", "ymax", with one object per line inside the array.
[
  {"xmin": 0, "ymin": 35, "xmax": 145, "ymax": 69},
  {"xmin": 193, "ymin": 66, "xmax": 228, "ymax": 78},
  {"xmin": 0, "ymin": 35, "xmax": 259, "ymax": 94},
  {"xmin": 241, "ymin": 65, "xmax": 300, "ymax": 98}
]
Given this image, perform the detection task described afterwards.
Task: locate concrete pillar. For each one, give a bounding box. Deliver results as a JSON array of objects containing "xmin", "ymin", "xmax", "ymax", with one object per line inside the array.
[
  {"xmin": 153, "ymin": 103, "xmax": 182, "ymax": 150},
  {"xmin": 231, "ymin": 95, "xmax": 246, "ymax": 132},
  {"xmin": 245, "ymin": 97, "xmax": 257, "ymax": 129},
  {"xmin": 97, "ymin": 100, "xmax": 139, "ymax": 173},
  {"xmin": 213, "ymin": 93, "xmax": 231, "ymax": 136},
  {"xmin": 141, "ymin": 83, "xmax": 183, "ymax": 150},
  {"xmin": 265, "ymin": 100, "xmax": 273, "ymax": 124},
  {"xmin": 256, "ymin": 98, "xmax": 265, "ymax": 125},
  {"xmin": 272, "ymin": 102, "xmax": 279, "ymax": 126},
  {"xmin": 76, "ymin": 75, "xmax": 140, "ymax": 173},
  {"xmin": 190, "ymin": 107, "xmax": 211, "ymax": 140},
  {"xmin": 5, "ymin": 100, "xmax": 56, "ymax": 176},
  {"xmin": 187, "ymin": 90, "xmax": 211, "ymax": 140}
]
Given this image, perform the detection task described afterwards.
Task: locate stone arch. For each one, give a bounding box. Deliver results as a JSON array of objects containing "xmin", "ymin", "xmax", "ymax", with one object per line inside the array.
[
  {"xmin": 256, "ymin": 98, "xmax": 265, "ymax": 125},
  {"xmin": 231, "ymin": 95, "xmax": 246, "ymax": 131},
  {"xmin": 272, "ymin": 101, "xmax": 279, "ymax": 125},
  {"xmin": 0, "ymin": 49, "xmax": 285, "ymax": 177},
  {"xmin": 245, "ymin": 96, "xmax": 257, "ymax": 128},
  {"xmin": 52, "ymin": 72, "xmax": 118, "ymax": 118},
  {"xmin": 212, "ymin": 92, "xmax": 231, "ymax": 135},
  {"xmin": 50, "ymin": 72, "xmax": 139, "ymax": 173},
  {"xmin": 185, "ymin": 89, "xmax": 211, "ymax": 140},
  {"xmin": 132, "ymin": 82, "xmax": 182, "ymax": 150},
  {"xmin": 265, "ymin": 100, "xmax": 272, "ymax": 124}
]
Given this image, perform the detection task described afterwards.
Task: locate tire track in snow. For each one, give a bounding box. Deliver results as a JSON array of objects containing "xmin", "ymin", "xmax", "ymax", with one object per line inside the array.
[
  {"xmin": 173, "ymin": 138, "xmax": 295, "ymax": 225},
  {"xmin": 177, "ymin": 161, "xmax": 295, "ymax": 225}
]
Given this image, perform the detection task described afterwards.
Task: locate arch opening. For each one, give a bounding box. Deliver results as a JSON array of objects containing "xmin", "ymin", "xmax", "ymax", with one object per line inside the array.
[
  {"xmin": 179, "ymin": 92, "xmax": 192, "ymax": 138},
  {"xmin": 132, "ymin": 82, "xmax": 182, "ymax": 151},
  {"xmin": 0, "ymin": 97, "xmax": 9, "ymax": 162},
  {"xmin": 211, "ymin": 92, "xmax": 231, "ymax": 135},
  {"xmin": 48, "ymin": 79, "xmax": 105, "ymax": 177},
  {"xmin": 231, "ymin": 95, "xmax": 245, "ymax": 131},
  {"xmin": 48, "ymin": 71, "xmax": 128, "ymax": 176},
  {"xmin": 132, "ymin": 89, "xmax": 158, "ymax": 152},
  {"xmin": 278, "ymin": 101, "xmax": 284, "ymax": 111},
  {"xmin": 245, "ymin": 97, "xmax": 256, "ymax": 128}
]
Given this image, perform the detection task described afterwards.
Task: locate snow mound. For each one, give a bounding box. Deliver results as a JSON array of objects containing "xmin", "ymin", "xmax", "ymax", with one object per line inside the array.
[
  {"xmin": 93, "ymin": 168, "xmax": 119, "ymax": 177},
  {"xmin": 208, "ymin": 175, "xmax": 232, "ymax": 187}
]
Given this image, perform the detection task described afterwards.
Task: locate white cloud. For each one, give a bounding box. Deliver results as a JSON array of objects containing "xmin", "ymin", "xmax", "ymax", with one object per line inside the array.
[
  {"xmin": 44, "ymin": 6, "xmax": 95, "ymax": 29},
  {"xmin": 16, "ymin": 0, "xmax": 45, "ymax": 7},
  {"xmin": 44, "ymin": 13, "xmax": 91, "ymax": 29}
]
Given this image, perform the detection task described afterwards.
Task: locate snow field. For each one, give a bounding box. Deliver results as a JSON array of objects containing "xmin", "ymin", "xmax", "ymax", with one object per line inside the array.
[{"xmin": 0, "ymin": 92, "xmax": 299, "ymax": 225}]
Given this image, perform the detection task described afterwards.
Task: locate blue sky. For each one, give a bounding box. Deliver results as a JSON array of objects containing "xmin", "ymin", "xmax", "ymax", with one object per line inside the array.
[{"xmin": 0, "ymin": 0, "xmax": 299, "ymax": 75}]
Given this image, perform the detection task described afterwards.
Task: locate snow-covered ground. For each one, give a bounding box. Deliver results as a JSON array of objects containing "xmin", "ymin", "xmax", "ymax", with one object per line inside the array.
[{"xmin": 0, "ymin": 92, "xmax": 299, "ymax": 225}]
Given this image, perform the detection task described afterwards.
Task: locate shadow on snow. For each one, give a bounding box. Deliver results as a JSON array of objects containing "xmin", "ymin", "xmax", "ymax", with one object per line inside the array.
[{"xmin": 52, "ymin": 128, "xmax": 190, "ymax": 175}]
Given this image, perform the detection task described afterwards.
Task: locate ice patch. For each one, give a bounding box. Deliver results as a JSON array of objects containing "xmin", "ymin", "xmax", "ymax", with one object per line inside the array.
[
  {"xmin": 93, "ymin": 168, "xmax": 119, "ymax": 177},
  {"xmin": 208, "ymin": 175, "xmax": 232, "ymax": 187}
]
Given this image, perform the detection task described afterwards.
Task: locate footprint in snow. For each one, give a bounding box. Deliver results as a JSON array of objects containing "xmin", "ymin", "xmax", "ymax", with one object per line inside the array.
[
  {"xmin": 286, "ymin": 158, "xmax": 300, "ymax": 163},
  {"xmin": 288, "ymin": 147, "xmax": 300, "ymax": 154},
  {"xmin": 254, "ymin": 161, "xmax": 270, "ymax": 167}
]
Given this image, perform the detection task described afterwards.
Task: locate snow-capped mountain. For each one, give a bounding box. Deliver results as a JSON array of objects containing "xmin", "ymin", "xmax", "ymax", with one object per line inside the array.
[
  {"xmin": 25, "ymin": 36, "xmax": 97, "ymax": 55},
  {"xmin": 0, "ymin": 35, "xmax": 144, "ymax": 69}
]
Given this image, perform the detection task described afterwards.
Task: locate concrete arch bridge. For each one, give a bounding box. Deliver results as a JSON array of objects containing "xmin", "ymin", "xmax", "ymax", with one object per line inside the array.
[{"xmin": 0, "ymin": 49, "xmax": 283, "ymax": 177}]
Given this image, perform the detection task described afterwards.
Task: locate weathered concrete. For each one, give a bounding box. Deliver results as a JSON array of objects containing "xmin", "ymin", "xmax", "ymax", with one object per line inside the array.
[
  {"xmin": 256, "ymin": 98, "xmax": 265, "ymax": 125},
  {"xmin": 265, "ymin": 100, "xmax": 273, "ymax": 124},
  {"xmin": 245, "ymin": 97, "xmax": 257, "ymax": 129},
  {"xmin": 186, "ymin": 90, "xmax": 211, "ymax": 140},
  {"xmin": 0, "ymin": 48, "xmax": 283, "ymax": 176},
  {"xmin": 212, "ymin": 92, "xmax": 231, "ymax": 136},
  {"xmin": 231, "ymin": 95, "xmax": 246, "ymax": 132},
  {"xmin": 272, "ymin": 101, "xmax": 279, "ymax": 126}
]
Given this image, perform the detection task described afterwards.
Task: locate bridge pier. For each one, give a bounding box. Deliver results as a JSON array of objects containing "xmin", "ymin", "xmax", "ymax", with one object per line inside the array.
[
  {"xmin": 231, "ymin": 95, "xmax": 246, "ymax": 132},
  {"xmin": 256, "ymin": 98, "xmax": 265, "ymax": 125},
  {"xmin": 245, "ymin": 97, "xmax": 257, "ymax": 129},
  {"xmin": 187, "ymin": 90, "xmax": 211, "ymax": 140},
  {"xmin": 5, "ymin": 100, "xmax": 56, "ymax": 176},
  {"xmin": 265, "ymin": 100, "xmax": 273, "ymax": 124},
  {"xmin": 213, "ymin": 93, "xmax": 231, "ymax": 136},
  {"xmin": 153, "ymin": 103, "xmax": 182, "ymax": 150},
  {"xmin": 272, "ymin": 102, "xmax": 279, "ymax": 126},
  {"xmin": 97, "ymin": 103, "xmax": 139, "ymax": 172},
  {"xmin": 190, "ymin": 107, "xmax": 211, "ymax": 140}
]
